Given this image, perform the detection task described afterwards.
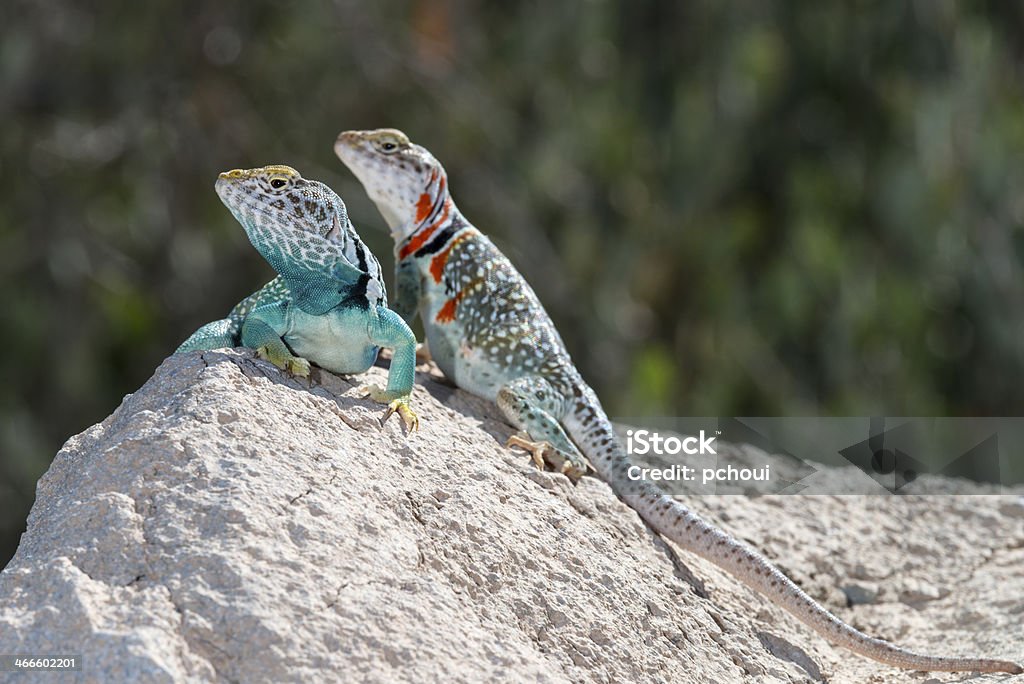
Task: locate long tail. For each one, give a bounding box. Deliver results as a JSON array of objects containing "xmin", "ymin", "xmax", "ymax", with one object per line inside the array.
[{"xmin": 561, "ymin": 383, "xmax": 1021, "ymax": 674}]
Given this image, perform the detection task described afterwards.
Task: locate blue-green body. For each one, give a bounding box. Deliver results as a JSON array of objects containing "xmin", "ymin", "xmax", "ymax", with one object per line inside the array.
[{"xmin": 176, "ymin": 165, "xmax": 418, "ymax": 425}]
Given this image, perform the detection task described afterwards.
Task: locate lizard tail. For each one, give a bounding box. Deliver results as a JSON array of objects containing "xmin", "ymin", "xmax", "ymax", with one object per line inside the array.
[{"xmin": 561, "ymin": 383, "xmax": 1022, "ymax": 674}]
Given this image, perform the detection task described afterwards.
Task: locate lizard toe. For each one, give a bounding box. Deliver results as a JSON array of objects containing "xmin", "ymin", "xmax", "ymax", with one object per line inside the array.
[
  {"xmin": 393, "ymin": 400, "xmax": 419, "ymax": 432},
  {"xmin": 506, "ymin": 435, "xmax": 551, "ymax": 471},
  {"xmin": 359, "ymin": 383, "xmax": 390, "ymax": 403},
  {"xmin": 507, "ymin": 434, "xmax": 588, "ymax": 478},
  {"xmin": 379, "ymin": 398, "xmax": 419, "ymax": 432},
  {"xmin": 288, "ymin": 356, "xmax": 311, "ymax": 378}
]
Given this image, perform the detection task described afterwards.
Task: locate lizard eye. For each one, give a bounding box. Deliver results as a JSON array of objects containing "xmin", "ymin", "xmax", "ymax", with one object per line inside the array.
[
  {"xmin": 269, "ymin": 177, "xmax": 288, "ymax": 189},
  {"xmin": 379, "ymin": 140, "xmax": 399, "ymax": 153}
]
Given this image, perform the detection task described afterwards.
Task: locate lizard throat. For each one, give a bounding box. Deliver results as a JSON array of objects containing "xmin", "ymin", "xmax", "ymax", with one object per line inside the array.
[{"xmin": 372, "ymin": 198, "xmax": 408, "ymax": 238}]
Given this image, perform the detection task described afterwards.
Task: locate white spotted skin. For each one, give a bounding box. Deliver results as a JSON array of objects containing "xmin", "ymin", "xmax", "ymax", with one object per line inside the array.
[
  {"xmin": 335, "ymin": 130, "xmax": 575, "ymax": 400},
  {"xmin": 335, "ymin": 129, "xmax": 1023, "ymax": 675},
  {"xmin": 420, "ymin": 232, "xmax": 575, "ymax": 402},
  {"xmin": 215, "ymin": 165, "xmax": 386, "ymax": 310}
]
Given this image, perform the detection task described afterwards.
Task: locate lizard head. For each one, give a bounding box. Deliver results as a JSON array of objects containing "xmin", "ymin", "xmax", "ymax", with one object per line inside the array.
[
  {"xmin": 334, "ymin": 129, "xmax": 448, "ymax": 241},
  {"xmin": 214, "ymin": 164, "xmax": 357, "ymax": 277}
]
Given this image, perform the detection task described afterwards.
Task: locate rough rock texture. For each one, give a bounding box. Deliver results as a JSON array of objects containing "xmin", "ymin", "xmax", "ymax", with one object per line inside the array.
[{"xmin": 0, "ymin": 350, "xmax": 1021, "ymax": 683}]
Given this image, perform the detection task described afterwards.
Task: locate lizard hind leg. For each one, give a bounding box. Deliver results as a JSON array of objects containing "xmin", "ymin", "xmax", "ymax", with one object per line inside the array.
[
  {"xmin": 241, "ymin": 314, "xmax": 311, "ymax": 378},
  {"xmin": 496, "ymin": 376, "xmax": 589, "ymax": 478}
]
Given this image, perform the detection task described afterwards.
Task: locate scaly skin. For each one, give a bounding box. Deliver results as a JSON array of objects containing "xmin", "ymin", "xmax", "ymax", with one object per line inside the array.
[
  {"xmin": 176, "ymin": 165, "xmax": 419, "ymax": 430},
  {"xmin": 335, "ymin": 129, "xmax": 1021, "ymax": 674}
]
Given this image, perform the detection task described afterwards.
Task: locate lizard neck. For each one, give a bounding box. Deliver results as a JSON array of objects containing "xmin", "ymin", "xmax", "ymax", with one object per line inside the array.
[{"xmin": 393, "ymin": 172, "xmax": 465, "ymax": 261}]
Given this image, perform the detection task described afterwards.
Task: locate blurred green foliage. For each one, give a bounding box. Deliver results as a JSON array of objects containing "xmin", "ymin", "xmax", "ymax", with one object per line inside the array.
[{"xmin": 3, "ymin": 1, "xmax": 1024, "ymax": 566}]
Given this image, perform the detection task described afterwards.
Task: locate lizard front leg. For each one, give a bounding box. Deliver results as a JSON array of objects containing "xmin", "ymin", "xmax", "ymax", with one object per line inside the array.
[
  {"xmin": 241, "ymin": 306, "xmax": 311, "ymax": 378},
  {"xmin": 362, "ymin": 306, "xmax": 419, "ymax": 431},
  {"xmin": 496, "ymin": 376, "xmax": 589, "ymax": 478},
  {"xmin": 392, "ymin": 261, "xmax": 432, "ymax": 364},
  {"xmin": 391, "ymin": 258, "xmax": 422, "ymax": 326}
]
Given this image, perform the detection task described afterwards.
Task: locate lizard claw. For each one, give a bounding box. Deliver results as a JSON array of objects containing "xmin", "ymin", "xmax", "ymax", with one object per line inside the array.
[
  {"xmin": 360, "ymin": 385, "xmax": 419, "ymax": 432},
  {"xmin": 381, "ymin": 399, "xmax": 420, "ymax": 432}
]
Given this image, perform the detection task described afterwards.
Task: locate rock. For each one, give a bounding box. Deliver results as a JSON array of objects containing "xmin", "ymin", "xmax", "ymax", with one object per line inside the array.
[
  {"xmin": 897, "ymin": 579, "xmax": 945, "ymax": 605},
  {"xmin": 0, "ymin": 349, "xmax": 1021, "ymax": 683},
  {"xmin": 840, "ymin": 583, "xmax": 879, "ymax": 606}
]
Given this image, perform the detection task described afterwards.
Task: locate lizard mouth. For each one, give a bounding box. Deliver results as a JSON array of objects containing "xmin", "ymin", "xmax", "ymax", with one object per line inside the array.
[{"xmin": 334, "ymin": 131, "xmax": 360, "ymax": 154}]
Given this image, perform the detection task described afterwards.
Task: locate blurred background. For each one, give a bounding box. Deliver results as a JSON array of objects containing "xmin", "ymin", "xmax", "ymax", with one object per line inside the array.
[{"xmin": 3, "ymin": 0, "xmax": 1024, "ymax": 566}]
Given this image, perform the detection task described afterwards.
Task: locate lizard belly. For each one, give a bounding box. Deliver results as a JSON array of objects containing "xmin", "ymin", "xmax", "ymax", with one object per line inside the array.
[
  {"xmin": 423, "ymin": 321, "xmax": 458, "ymax": 380},
  {"xmin": 284, "ymin": 307, "xmax": 378, "ymax": 375},
  {"xmin": 454, "ymin": 346, "xmax": 507, "ymax": 399}
]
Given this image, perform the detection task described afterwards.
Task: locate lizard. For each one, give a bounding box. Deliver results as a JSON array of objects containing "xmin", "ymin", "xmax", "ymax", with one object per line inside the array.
[
  {"xmin": 175, "ymin": 164, "xmax": 419, "ymax": 430},
  {"xmin": 334, "ymin": 128, "xmax": 1022, "ymax": 674}
]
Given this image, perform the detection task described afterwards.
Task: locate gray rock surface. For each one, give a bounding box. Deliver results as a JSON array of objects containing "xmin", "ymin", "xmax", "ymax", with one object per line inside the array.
[{"xmin": 0, "ymin": 349, "xmax": 1021, "ymax": 683}]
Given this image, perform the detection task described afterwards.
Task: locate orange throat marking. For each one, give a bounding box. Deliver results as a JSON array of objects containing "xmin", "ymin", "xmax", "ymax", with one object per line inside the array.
[
  {"xmin": 398, "ymin": 196, "xmax": 452, "ymax": 261},
  {"xmin": 414, "ymin": 193, "xmax": 432, "ymax": 224}
]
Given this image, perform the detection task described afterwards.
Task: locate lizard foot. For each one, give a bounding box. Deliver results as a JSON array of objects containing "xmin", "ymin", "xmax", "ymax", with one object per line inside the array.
[
  {"xmin": 506, "ymin": 435, "xmax": 587, "ymax": 479},
  {"xmin": 382, "ymin": 398, "xmax": 419, "ymax": 432},
  {"xmin": 359, "ymin": 385, "xmax": 419, "ymax": 432},
  {"xmin": 256, "ymin": 345, "xmax": 311, "ymax": 378}
]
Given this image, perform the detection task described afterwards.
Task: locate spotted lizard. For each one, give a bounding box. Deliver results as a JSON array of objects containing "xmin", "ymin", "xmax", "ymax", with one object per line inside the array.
[
  {"xmin": 334, "ymin": 128, "xmax": 1020, "ymax": 674},
  {"xmin": 176, "ymin": 164, "xmax": 419, "ymax": 429}
]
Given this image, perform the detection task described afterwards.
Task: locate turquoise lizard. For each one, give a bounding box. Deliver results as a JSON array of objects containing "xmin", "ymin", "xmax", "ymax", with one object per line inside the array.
[
  {"xmin": 334, "ymin": 129, "xmax": 1020, "ymax": 673},
  {"xmin": 176, "ymin": 164, "xmax": 419, "ymax": 429}
]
